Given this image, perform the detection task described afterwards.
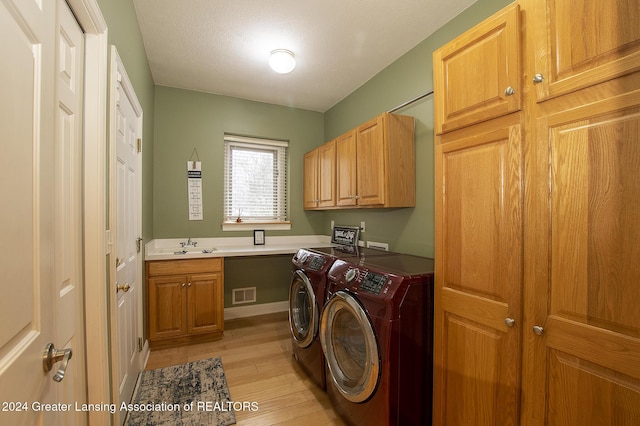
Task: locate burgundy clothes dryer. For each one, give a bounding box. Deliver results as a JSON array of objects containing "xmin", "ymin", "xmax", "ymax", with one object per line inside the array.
[
  {"xmin": 289, "ymin": 246, "xmax": 396, "ymax": 390},
  {"xmin": 319, "ymin": 254, "xmax": 435, "ymax": 426}
]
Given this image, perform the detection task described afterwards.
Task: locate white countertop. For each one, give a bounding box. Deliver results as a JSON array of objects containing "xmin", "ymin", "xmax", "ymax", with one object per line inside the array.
[{"xmin": 145, "ymin": 235, "xmax": 332, "ymax": 261}]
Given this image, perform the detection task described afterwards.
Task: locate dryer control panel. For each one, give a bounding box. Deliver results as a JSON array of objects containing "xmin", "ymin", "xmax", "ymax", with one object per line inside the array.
[{"xmin": 361, "ymin": 272, "xmax": 388, "ymax": 295}]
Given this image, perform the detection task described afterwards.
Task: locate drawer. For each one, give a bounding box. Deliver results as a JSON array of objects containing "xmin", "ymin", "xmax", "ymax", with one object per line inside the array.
[{"xmin": 147, "ymin": 258, "xmax": 222, "ymax": 276}]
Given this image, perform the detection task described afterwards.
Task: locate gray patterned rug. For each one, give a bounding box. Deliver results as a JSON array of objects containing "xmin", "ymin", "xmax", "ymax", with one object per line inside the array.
[{"xmin": 125, "ymin": 357, "xmax": 236, "ymax": 425}]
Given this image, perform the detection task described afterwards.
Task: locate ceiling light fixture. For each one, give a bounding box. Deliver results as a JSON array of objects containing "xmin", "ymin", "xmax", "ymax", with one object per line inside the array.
[{"xmin": 269, "ymin": 49, "xmax": 296, "ymax": 74}]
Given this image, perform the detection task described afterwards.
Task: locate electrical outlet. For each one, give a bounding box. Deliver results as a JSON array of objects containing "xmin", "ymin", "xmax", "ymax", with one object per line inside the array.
[{"xmin": 360, "ymin": 221, "xmax": 366, "ymax": 233}]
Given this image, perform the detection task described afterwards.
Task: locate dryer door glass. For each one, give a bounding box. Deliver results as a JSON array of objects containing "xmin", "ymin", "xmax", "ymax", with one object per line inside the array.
[
  {"xmin": 289, "ymin": 270, "xmax": 317, "ymax": 348},
  {"xmin": 320, "ymin": 291, "xmax": 380, "ymax": 403}
]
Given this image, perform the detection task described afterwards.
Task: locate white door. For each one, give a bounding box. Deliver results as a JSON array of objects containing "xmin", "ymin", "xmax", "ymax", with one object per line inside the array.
[
  {"xmin": 110, "ymin": 47, "xmax": 144, "ymax": 424},
  {"xmin": 0, "ymin": 0, "xmax": 87, "ymax": 424},
  {"xmin": 53, "ymin": 0, "xmax": 88, "ymax": 423}
]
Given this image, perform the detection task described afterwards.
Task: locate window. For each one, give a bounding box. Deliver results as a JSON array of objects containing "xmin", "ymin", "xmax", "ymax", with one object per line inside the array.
[{"xmin": 223, "ymin": 135, "xmax": 289, "ymax": 227}]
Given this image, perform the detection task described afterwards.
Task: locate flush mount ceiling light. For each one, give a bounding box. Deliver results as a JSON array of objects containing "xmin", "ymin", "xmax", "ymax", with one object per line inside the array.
[{"xmin": 269, "ymin": 49, "xmax": 296, "ymax": 74}]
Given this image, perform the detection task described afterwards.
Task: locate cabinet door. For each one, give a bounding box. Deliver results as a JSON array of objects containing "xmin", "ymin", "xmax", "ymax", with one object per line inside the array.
[
  {"xmin": 335, "ymin": 130, "xmax": 357, "ymax": 206},
  {"xmin": 433, "ymin": 3, "xmax": 521, "ymax": 134},
  {"xmin": 530, "ymin": 0, "xmax": 640, "ymax": 102},
  {"xmin": 148, "ymin": 276, "xmax": 186, "ymax": 339},
  {"xmin": 187, "ymin": 272, "xmax": 223, "ymax": 335},
  {"xmin": 356, "ymin": 116, "xmax": 385, "ymax": 206},
  {"xmin": 523, "ymin": 91, "xmax": 640, "ymax": 425},
  {"xmin": 433, "ymin": 117, "xmax": 523, "ymax": 425},
  {"xmin": 317, "ymin": 140, "xmax": 336, "ymax": 208},
  {"xmin": 303, "ymin": 149, "xmax": 318, "ymax": 209}
]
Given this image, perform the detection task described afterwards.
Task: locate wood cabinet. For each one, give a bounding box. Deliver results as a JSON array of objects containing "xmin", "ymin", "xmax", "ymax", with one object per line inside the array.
[
  {"xmin": 303, "ymin": 139, "xmax": 336, "ymax": 209},
  {"xmin": 306, "ymin": 112, "xmax": 415, "ymax": 210},
  {"xmin": 146, "ymin": 258, "xmax": 224, "ymax": 348},
  {"xmin": 434, "ymin": 1, "xmax": 640, "ymax": 425},
  {"xmin": 433, "ymin": 3, "xmax": 521, "ymax": 134}
]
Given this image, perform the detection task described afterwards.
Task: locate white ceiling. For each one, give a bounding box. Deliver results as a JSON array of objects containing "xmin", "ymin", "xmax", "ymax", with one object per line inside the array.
[{"xmin": 133, "ymin": 0, "xmax": 477, "ymax": 112}]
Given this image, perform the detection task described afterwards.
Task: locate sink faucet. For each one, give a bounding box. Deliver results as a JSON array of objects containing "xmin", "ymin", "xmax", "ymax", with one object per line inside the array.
[{"xmin": 181, "ymin": 237, "xmax": 197, "ymax": 247}]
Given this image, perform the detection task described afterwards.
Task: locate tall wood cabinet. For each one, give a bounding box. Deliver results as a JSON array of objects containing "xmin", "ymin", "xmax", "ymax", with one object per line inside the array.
[
  {"xmin": 433, "ymin": 1, "xmax": 640, "ymax": 424},
  {"xmin": 146, "ymin": 258, "xmax": 224, "ymax": 349}
]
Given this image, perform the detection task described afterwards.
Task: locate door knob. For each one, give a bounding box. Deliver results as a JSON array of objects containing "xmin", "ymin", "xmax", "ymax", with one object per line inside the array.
[
  {"xmin": 533, "ymin": 325, "xmax": 544, "ymax": 336},
  {"xmin": 116, "ymin": 282, "xmax": 130, "ymax": 293},
  {"xmin": 504, "ymin": 317, "xmax": 515, "ymax": 327},
  {"xmin": 43, "ymin": 343, "xmax": 73, "ymax": 382}
]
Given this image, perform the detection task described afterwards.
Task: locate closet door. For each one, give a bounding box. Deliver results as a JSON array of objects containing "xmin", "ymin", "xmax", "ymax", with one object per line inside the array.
[
  {"xmin": 433, "ymin": 114, "xmax": 523, "ymax": 425},
  {"xmin": 524, "ymin": 88, "xmax": 640, "ymax": 426}
]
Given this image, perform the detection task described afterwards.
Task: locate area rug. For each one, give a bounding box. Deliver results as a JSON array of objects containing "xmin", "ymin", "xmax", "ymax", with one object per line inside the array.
[{"xmin": 125, "ymin": 357, "xmax": 236, "ymax": 426}]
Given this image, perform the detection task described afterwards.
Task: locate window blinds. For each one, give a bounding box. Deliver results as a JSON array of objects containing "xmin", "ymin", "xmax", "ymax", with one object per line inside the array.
[{"xmin": 223, "ymin": 135, "xmax": 288, "ymax": 222}]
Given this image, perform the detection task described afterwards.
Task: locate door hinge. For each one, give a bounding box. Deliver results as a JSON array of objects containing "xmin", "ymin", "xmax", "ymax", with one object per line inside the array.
[
  {"xmin": 137, "ymin": 337, "xmax": 143, "ymax": 352},
  {"xmin": 136, "ymin": 237, "xmax": 143, "ymax": 253},
  {"xmin": 137, "ymin": 138, "xmax": 142, "ymax": 153}
]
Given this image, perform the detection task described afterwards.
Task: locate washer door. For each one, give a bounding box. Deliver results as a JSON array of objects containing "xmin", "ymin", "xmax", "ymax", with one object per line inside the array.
[
  {"xmin": 289, "ymin": 270, "xmax": 318, "ymax": 348},
  {"xmin": 320, "ymin": 290, "xmax": 380, "ymax": 403}
]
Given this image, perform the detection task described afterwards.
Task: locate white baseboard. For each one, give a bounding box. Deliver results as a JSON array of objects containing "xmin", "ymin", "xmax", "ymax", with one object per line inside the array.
[{"xmin": 224, "ymin": 300, "xmax": 289, "ymax": 320}]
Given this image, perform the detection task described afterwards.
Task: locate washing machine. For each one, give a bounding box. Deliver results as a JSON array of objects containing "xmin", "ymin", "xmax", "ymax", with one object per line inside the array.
[
  {"xmin": 319, "ymin": 254, "xmax": 435, "ymax": 426},
  {"xmin": 289, "ymin": 245, "xmax": 397, "ymax": 390},
  {"xmin": 289, "ymin": 247, "xmax": 336, "ymax": 389}
]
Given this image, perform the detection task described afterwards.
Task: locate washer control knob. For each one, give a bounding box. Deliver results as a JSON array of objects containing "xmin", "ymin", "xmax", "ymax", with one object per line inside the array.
[{"xmin": 345, "ymin": 268, "xmax": 357, "ymax": 282}]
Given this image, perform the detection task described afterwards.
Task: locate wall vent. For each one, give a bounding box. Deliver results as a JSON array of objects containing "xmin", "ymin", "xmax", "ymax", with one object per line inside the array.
[{"xmin": 232, "ymin": 287, "xmax": 257, "ymax": 305}]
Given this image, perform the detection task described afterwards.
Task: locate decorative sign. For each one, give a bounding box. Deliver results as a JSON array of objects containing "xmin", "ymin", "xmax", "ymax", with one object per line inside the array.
[
  {"xmin": 187, "ymin": 161, "xmax": 203, "ymax": 220},
  {"xmin": 331, "ymin": 226, "xmax": 360, "ymax": 247}
]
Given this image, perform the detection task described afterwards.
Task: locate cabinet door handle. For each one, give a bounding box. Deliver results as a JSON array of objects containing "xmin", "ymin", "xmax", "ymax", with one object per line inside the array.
[
  {"xmin": 182, "ymin": 283, "xmax": 186, "ymax": 287},
  {"xmin": 188, "ymin": 282, "xmax": 192, "ymax": 287},
  {"xmin": 504, "ymin": 317, "xmax": 515, "ymax": 327},
  {"xmin": 533, "ymin": 73, "xmax": 544, "ymax": 84},
  {"xmin": 533, "ymin": 325, "xmax": 544, "ymax": 336},
  {"xmin": 505, "ymin": 86, "xmax": 515, "ymax": 96}
]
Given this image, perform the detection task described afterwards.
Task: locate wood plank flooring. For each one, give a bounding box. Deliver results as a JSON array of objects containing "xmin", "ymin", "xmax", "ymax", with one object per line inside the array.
[{"xmin": 145, "ymin": 311, "xmax": 346, "ymax": 425}]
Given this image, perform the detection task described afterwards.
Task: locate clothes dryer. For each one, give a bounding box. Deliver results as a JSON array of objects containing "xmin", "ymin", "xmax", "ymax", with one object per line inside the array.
[
  {"xmin": 320, "ymin": 254, "xmax": 435, "ymax": 425},
  {"xmin": 289, "ymin": 246, "xmax": 395, "ymax": 390}
]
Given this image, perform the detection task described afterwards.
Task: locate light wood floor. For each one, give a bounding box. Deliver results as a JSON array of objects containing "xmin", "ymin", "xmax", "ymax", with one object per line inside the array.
[{"xmin": 145, "ymin": 311, "xmax": 346, "ymax": 425}]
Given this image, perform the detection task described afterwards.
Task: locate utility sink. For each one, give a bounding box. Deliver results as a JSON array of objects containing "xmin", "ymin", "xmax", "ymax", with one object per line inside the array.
[{"xmin": 158, "ymin": 247, "xmax": 217, "ymax": 255}]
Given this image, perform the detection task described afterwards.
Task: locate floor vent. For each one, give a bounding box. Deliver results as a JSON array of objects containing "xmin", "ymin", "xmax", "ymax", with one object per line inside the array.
[{"xmin": 232, "ymin": 287, "xmax": 257, "ymax": 305}]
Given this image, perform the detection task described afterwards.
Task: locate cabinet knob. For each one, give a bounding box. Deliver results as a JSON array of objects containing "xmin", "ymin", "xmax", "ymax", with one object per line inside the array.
[
  {"xmin": 505, "ymin": 317, "xmax": 515, "ymax": 327},
  {"xmin": 188, "ymin": 282, "xmax": 192, "ymax": 287},
  {"xmin": 533, "ymin": 325, "xmax": 544, "ymax": 336},
  {"xmin": 182, "ymin": 283, "xmax": 186, "ymax": 287},
  {"xmin": 504, "ymin": 86, "xmax": 515, "ymax": 96},
  {"xmin": 533, "ymin": 73, "xmax": 544, "ymax": 84}
]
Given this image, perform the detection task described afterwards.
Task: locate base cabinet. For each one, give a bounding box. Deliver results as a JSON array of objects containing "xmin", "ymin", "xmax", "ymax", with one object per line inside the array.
[{"xmin": 146, "ymin": 258, "xmax": 224, "ymax": 348}]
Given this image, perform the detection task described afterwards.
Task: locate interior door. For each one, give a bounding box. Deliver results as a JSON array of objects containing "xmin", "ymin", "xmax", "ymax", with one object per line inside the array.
[
  {"xmin": 54, "ymin": 0, "xmax": 88, "ymax": 423},
  {"xmin": 0, "ymin": 0, "xmax": 87, "ymax": 423},
  {"xmin": 111, "ymin": 47, "xmax": 143, "ymax": 423}
]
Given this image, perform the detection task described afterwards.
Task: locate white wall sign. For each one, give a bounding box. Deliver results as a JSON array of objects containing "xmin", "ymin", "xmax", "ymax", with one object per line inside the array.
[{"xmin": 188, "ymin": 161, "xmax": 203, "ymax": 220}]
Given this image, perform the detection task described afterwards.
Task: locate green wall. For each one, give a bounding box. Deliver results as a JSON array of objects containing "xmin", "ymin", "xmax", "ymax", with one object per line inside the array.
[
  {"xmin": 97, "ymin": 0, "xmax": 155, "ymax": 241},
  {"xmin": 323, "ymin": 0, "xmax": 512, "ymax": 257},
  {"xmin": 152, "ymin": 87, "xmax": 325, "ymax": 238}
]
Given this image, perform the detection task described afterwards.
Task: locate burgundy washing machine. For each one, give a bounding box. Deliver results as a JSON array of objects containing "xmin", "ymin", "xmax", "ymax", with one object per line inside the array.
[
  {"xmin": 319, "ymin": 254, "xmax": 435, "ymax": 426},
  {"xmin": 289, "ymin": 245, "xmax": 396, "ymax": 390},
  {"xmin": 289, "ymin": 248, "xmax": 337, "ymax": 389}
]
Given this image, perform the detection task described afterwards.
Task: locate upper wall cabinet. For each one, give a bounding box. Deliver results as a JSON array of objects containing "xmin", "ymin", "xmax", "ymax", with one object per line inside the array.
[
  {"xmin": 304, "ymin": 139, "xmax": 336, "ymax": 210},
  {"xmin": 433, "ymin": 3, "xmax": 521, "ymax": 134},
  {"xmin": 305, "ymin": 112, "xmax": 415, "ymax": 210},
  {"xmin": 530, "ymin": 0, "xmax": 640, "ymax": 102}
]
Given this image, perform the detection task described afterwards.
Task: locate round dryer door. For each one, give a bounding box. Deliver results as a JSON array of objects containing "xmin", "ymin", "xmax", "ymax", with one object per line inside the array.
[
  {"xmin": 320, "ymin": 290, "xmax": 380, "ymax": 403},
  {"xmin": 289, "ymin": 270, "xmax": 318, "ymax": 348}
]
